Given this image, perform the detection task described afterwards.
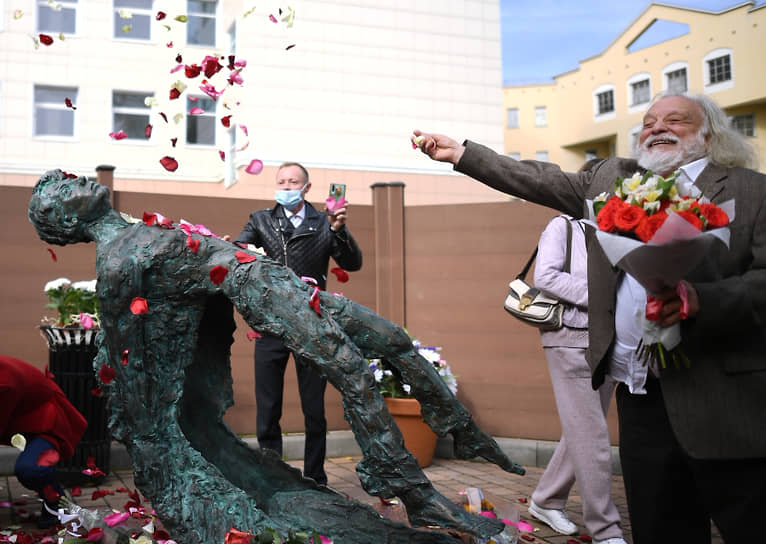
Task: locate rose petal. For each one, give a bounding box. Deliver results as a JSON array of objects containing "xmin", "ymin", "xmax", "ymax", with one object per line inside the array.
[
  {"xmin": 239, "ymin": 124, "xmax": 248, "ymax": 136},
  {"xmin": 246, "ymin": 330, "xmax": 261, "ymax": 341},
  {"xmin": 145, "ymin": 124, "xmax": 152, "ymax": 138},
  {"xmin": 91, "ymin": 489, "xmax": 114, "ymax": 500},
  {"xmin": 156, "ymin": 11, "xmax": 166, "ymax": 20},
  {"xmin": 160, "ymin": 156, "xmax": 179, "ymax": 171},
  {"xmin": 91, "ymin": 386, "xmax": 102, "ymax": 396},
  {"xmin": 269, "ymin": 14, "xmax": 277, "ymax": 23},
  {"xmin": 245, "ymin": 159, "xmax": 263, "ymax": 175},
  {"xmin": 65, "ymin": 97, "xmax": 76, "ymax": 109},
  {"xmin": 517, "ymin": 520, "xmax": 534, "ymax": 532},
  {"xmin": 47, "ymin": 247, "xmax": 58, "ymax": 261},
  {"xmin": 39, "ymin": 33, "xmax": 54, "ymax": 45},
  {"xmin": 219, "ymin": 150, "xmax": 226, "ymax": 161},
  {"xmin": 159, "ymin": 112, "xmax": 168, "ymax": 122},
  {"xmin": 121, "ymin": 349, "xmax": 129, "ymax": 365},
  {"xmin": 86, "ymin": 527, "xmax": 105, "ymax": 541},
  {"xmin": 221, "ymin": 115, "xmax": 232, "ymax": 127},
  {"xmin": 187, "ymin": 236, "xmax": 200, "ymax": 253},
  {"xmin": 130, "ymin": 297, "xmax": 149, "ymax": 314},
  {"xmin": 104, "ymin": 511, "xmax": 130, "ymax": 527},
  {"xmin": 330, "ymin": 267, "xmax": 349, "ymax": 283},
  {"xmin": 71, "ymin": 485, "xmax": 82, "ymax": 497},
  {"xmin": 189, "ymin": 106, "xmax": 204, "ymax": 115},
  {"xmin": 235, "ymin": 250, "xmax": 257, "ymax": 263},
  {"xmin": 209, "ymin": 265, "xmax": 228, "ymax": 285},
  {"xmin": 98, "ymin": 364, "xmax": 115, "ymax": 384},
  {"xmin": 286, "ymin": 44, "xmax": 296, "ymax": 51},
  {"xmin": 110, "ymin": 131, "xmax": 128, "ymax": 140}
]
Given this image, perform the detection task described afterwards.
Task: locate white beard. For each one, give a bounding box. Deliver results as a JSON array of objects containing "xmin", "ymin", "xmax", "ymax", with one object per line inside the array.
[{"xmin": 635, "ymin": 130, "xmax": 708, "ymax": 176}]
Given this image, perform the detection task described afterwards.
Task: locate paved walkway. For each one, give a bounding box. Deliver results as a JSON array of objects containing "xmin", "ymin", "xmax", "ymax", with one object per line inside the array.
[{"xmin": 2, "ymin": 456, "xmax": 723, "ymax": 543}]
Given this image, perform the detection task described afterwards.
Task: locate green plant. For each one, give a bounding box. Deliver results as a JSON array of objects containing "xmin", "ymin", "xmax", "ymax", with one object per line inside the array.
[{"xmin": 44, "ymin": 277, "xmax": 100, "ymax": 328}]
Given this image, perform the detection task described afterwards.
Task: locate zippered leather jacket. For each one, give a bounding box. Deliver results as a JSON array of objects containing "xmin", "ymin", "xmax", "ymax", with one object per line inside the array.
[{"xmin": 234, "ymin": 201, "xmax": 362, "ymax": 289}]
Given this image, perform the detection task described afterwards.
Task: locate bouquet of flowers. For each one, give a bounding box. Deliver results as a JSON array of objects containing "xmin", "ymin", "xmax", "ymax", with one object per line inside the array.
[
  {"xmin": 367, "ymin": 338, "xmax": 458, "ymax": 398},
  {"xmin": 589, "ymin": 170, "xmax": 734, "ymax": 367}
]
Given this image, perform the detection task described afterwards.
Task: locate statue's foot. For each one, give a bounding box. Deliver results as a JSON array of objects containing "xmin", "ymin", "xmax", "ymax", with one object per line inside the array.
[
  {"xmin": 452, "ymin": 425, "xmax": 525, "ymax": 475},
  {"xmin": 400, "ymin": 485, "xmax": 504, "ymax": 538}
]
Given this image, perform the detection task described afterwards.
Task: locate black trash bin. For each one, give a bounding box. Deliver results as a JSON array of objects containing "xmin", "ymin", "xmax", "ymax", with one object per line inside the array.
[{"xmin": 40, "ymin": 326, "xmax": 110, "ymax": 486}]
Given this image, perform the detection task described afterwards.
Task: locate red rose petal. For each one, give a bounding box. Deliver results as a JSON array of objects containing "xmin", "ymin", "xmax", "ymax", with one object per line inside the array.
[
  {"xmin": 521, "ymin": 535, "xmax": 535, "ymax": 542},
  {"xmin": 166, "ymin": 41, "xmax": 173, "ymax": 48},
  {"xmin": 130, "ymin": 297, "xmax": 149, "ymax": 315},
  {"xmin": 159, "ymin": 112, "xmax": 168, "ymax": 123},
  {"xmin": 219, "ymin": 150, "xmax": 225, "ymax": 161},
  {"xmin": 98, "ymin": 363, "xmax": 115, "ymax": 384},
  {"xmin": 187, "ymin": 236, "xmax": 200, "ymax": 253},
  {"xmin": 169, "ymin": 87, "xmax": 181, "ymax": 100},
  {"xmin": 47, "ymin": 247, "xmax": 58, "ymax": 261},
  {"xmin": 39, "ymin": 33, "xmax": 54, "ymax": 45},
  {"xmin": 70, "ymin": 485, "xmax": 82, "ymax": 497},
  {"xmin": 91, "ymin": 386, "xmax": 102, "ymax": 397},
  {"xmin": 185, "ymin": 64, "xmax": 201, "ymax": 78},
  {"xmin": 121, "ymin": 349, "xmax": 129, "ymax": 365},
  {"xmin": 170, "ymin": 137, "xmax": 177, "ymax": 147},
  {"xmin": 65, "ymin": 97, "xmax": 76, "ymax": 110},
  {"xmin": 330, "ymin": 267, "xmax": 349, "ymax": 283},
  {"xmin": 246, "ymin": 330, "xmax": 261, "ymax": 341},
  {"xmin": 221, "ymin": 115, "xmax": 232, "ymax": 127},
  {"xmin": 269, "ymin": 14, "xmax": 278, "ymax": 23},
  {"xmin": 145, "ymin": 124, "xmax": 152, "ymax": 138},
  {"xmin": 91, "ymin": 489, "xmax": 114, "ymax": 500},
  {"xmin": 578, "ymin": 536, "xmax": 593, "ymax": 543},
  {"xmin": 160, "ymin": 156, "xmax": 178, "ymax": 171},
  {"xmin": 235, "ymin": 250, "xmax": 257, "ymax": 263},
  {"xmin": 209, "ymin": 265, "xmax": 228, "ymax": 285},
  {"xmin": 286, "ymin": 44, "xmax": 296, "ymax": 51},
  {"xmin": 153, "ymin": 530, "xmax": 171, "ymax": 541},
  {"xmin": 156, "ymin": 11, "xmax": 166, "ymax": 20},
  {"xmin": 86, "ymin": 527, "xmax": 105, "ymax": 542}
]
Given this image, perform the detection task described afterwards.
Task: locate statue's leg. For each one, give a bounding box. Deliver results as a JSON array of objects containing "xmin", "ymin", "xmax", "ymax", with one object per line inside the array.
[
  {"xmin": 225, "ymin": 265, "xmax": 505, "ymax": 537},
  {"xmin": 321, "ymin": 293, "xmax": 525, "ymax": 475}
]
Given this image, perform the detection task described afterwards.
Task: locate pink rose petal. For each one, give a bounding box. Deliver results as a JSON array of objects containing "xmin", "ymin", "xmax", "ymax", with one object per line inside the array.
[{"xmin": 245, "ymin": 159, "xmax": 263, "ymax": 175}]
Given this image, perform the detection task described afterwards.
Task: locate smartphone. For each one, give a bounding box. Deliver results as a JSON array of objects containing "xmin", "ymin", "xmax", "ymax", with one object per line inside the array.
[{"xmin": 329, "ymin": 183, "xmax": 346, "ymax": 200}]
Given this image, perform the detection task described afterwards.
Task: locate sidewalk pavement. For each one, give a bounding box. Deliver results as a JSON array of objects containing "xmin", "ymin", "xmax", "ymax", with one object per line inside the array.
[{"xmin": 1, "ymin": 439, "xmax": 723, "ymax": 543}]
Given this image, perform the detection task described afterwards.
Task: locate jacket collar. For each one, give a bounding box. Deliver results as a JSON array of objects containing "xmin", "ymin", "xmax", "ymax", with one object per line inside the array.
[
  {"xmin": 693, "ymin": 161, "xmax": 728, "ymax": 202},
  {"xmin": 270, "ymin": 201, "xmax": 322, "ymax": 233}
]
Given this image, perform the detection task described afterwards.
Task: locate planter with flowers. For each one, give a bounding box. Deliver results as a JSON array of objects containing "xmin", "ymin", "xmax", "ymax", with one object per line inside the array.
[
  {"xmin": 368, "ymin": 339, "xmax": 458, "ymax": 467},
  {"xmin": 40, "ymin": 277, "xmax": 110, "ymax": 484}
]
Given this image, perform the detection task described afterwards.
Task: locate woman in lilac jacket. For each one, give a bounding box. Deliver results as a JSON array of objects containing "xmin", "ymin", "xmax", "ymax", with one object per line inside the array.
[{"xmin": 527, "ymin": 215, "xmax": 626, "ymax": 544}]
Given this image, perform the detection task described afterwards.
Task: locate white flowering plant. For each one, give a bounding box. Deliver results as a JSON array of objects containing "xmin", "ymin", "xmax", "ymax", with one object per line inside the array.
[
  {"xmin": 367, "ymin": 339, "xmax": 458, "ymax": 398},
  {"xmin": 43, "ymin": 277, "xmax": 100, "ymax": 328}
]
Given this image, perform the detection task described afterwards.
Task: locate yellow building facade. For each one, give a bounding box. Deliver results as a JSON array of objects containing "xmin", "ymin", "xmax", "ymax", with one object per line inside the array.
[{"xmin": 503, "ymin": 2, "xmax": 766, "ymax": 172}]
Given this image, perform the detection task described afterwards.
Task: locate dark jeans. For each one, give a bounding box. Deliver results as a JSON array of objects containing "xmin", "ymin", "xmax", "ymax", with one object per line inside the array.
[
  {"xmin": 14, "ymin": 436, "xmax": 64, "ymax": 503},
  {"xmin": 255, "ymin": 334, "xmax": 327, "ymax": 485},
  {"xmin": 617, "ymin": 378, "xmax": 766, "ymax": 543}
]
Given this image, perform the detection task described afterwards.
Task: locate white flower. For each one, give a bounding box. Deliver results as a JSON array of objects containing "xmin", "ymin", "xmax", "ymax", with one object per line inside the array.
[
  {"xmin": 118, "ymin": 8, "xmax": 132, "ymax": 18},
  {"xmin": 71, "ymin": 279, "xmax": 97, "ymax": 292},
  {"xmin": 643, "ymin": 201, "xmax": 661, "ymax": 214},
  {"xmin": 11, "ymin": 434, "xmax": 26, "ymax": 451},
  {"xmin": 594, "ymin": 191, "xmax": 609, "ymax": 203},
  {"xmin": 44, "ymin": 277, "xmax": 71, "ymax": 292},
  {"xmin": 402, "ymin": 384, "xmax": 411, "ymax": 394}
]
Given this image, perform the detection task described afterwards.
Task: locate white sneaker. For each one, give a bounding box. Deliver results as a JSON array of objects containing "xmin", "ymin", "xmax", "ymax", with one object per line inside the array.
[
  {"xmin": 594, "ymin": 539, "xmax": 627, "ymax": 544},
  {"xmin": 528, "ymin": 500, "xmax": 577, "ymax": 535}
]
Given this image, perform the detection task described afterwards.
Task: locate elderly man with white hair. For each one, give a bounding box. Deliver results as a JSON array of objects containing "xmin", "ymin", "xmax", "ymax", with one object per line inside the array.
[{"xmin": 414, "ymin": 92, "xmax": 764, "ymax": 544}]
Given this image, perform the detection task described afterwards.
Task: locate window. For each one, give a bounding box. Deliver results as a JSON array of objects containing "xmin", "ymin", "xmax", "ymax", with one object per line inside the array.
[
  {"xmin": 506, "ymin": 108, "xmax": 519, "ymax": 129},
  {"xmin": 597, "ymin": 90, "xmax": 614, "ymax": 115},
  {"xmin": 731, "ymin": 114, "xmax": 755, "ymax": 137},
  {"xmin": 630, "ymin": 79, "xmax": 650, "ymax": 106},
  {"xmin": 34, "ymin": 85, "xmax": 77, "ymax": 137},
  {"xmin": 186, "ymin": 95, "xmax": 216, "ymax": 145},
  {"xmin": 708, "ymin": 55, "xmax": 731, "ymax": 85},
  {"xmin": 703, "ymin": 49, "xmax": 734, "ymax": 91},
  {"xmin": 187, "ymin": 0, "xmax": 217, "ymax": 46},
  {"xmin": 585, "ymin": 149, "xmax": 598, "ymax": 161},
  {"xmin": 666, "ymin": 68, "xmax": 687, "ymax": 94},
  {"xmin": 535, "ymin": 151, "xmax": 549, "ymax": 162},
  {"xmin": 507, "ymin": 152, "xmax": 520, "ymax": 161},
  {"xmin": 114, "ymin": 0, "xmax": 153, "ymax": 40},
  {"xmin": 593, "ymin": 84, "xmax": 616, "ymax": 120},
  {"xmin": 112, "ymin": 91, "xmax": 152, "ymax": 139},
  {"xmin": 37, "ymin": 0, "xmax": 77, "ymax": 34},
  {"xmin": 535, "ymin": 106, "xmax": 547, "ymax": 127}
]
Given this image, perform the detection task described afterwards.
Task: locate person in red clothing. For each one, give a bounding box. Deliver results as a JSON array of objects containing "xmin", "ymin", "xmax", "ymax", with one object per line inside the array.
[{"xmin": 0, "ymin": 354, "xmax": 87, "ymax": 528}]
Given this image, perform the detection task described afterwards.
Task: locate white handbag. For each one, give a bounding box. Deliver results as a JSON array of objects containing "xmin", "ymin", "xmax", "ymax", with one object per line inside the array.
[{"xmin": 503, "ymin": 218, "xmax": 571, "ymax": 330}]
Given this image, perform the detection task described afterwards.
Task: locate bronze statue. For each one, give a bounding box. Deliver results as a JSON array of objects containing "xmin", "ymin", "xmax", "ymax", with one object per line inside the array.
[{"xmin": 28, "ymin": 170, "xmax": 524, "ymax": 544}]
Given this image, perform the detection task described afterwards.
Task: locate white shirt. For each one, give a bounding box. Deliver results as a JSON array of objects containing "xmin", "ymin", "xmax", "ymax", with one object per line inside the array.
[
  {"xmin": 609, "ymin": 157, "xmax": 709, "ymax": 393},
  {"xmin": 284, "ymin": 205, "xmax": 306, "ymax": 228}
]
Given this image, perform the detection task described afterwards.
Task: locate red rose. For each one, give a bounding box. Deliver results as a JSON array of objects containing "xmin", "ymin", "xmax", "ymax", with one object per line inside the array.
[
  {"xmin": 614, "ymin": 204, "xmax": 647, "ymax": 233},
  {"xmin": 635, "ymin": 212, "xmax": 668, "ymax": 242},
  {"xmin": 596, "ymin": 196, "xmax": 624, "ymax": 233},
  {"xmin": 676, "ymin": 210, "xmax": 703, "ymax": 230},
  {"xmin": 698, "ymin": 202, "xmax": 729, "ymax": 228}
]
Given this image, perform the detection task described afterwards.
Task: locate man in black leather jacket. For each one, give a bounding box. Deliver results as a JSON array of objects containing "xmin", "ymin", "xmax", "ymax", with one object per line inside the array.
[{"xmin": 233, "ymin": 162, "xmax": 362, "ymax": 485}]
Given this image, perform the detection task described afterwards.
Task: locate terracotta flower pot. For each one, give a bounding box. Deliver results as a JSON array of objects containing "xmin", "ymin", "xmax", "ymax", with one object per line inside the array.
[{"xmin": 384, "ymin": 397, "xmax": 438, "ymax": 468}]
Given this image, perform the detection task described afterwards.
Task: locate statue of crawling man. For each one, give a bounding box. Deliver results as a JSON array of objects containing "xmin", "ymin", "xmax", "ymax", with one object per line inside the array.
[{"xmin": 28, "ymin": 170, "xmax": 524, "ymax": 544}]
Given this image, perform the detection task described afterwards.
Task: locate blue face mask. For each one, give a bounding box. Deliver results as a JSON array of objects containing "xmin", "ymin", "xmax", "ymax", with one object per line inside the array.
[{"xmin": 275, "ymin": 184, "xmax": 306, "ymax": 210}]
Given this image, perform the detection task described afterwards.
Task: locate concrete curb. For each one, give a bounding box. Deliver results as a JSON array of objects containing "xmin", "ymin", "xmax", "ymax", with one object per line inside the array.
[{"xmin": 1, "ymin": 431, "xmax": 621, "ymax": 476}]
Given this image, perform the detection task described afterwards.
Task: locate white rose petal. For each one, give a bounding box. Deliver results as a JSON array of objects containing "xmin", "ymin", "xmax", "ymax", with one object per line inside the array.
[
  {"xmin": 11, "ymin": 433, "xmax": 26, "ymax": 451},
  {"xmin": 71, "ymin": 279, "xmax": 97, "ymax": 292},
  {"xmin": 44, "ymin": 277, "xmax": 71, "ymax": 292}
]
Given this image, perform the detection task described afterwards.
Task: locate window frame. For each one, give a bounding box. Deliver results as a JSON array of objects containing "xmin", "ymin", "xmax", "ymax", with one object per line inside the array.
[
  {"xmin": 507, "ymin": 152, "xmax": 521, "ymax": 161},
  {"xmin": 113, "ymin": 0, "xmax": 154, "ymax": 41},
  {"xmin": 730, "ymin": 113, "xmax": 755, "ymax": 137},
  {"xmin": 506, "ymin": 107, "xmax": 519, "ymax": 129},
  {"xmin": 627, "ymin": 72, "xmax": 651, "ymax": 113},
  {"xmin": 112, "ymin": 90, "xmax": 154, "ymax": 141},
  {"xmin": 593, "ymin": 83, "xmax": 616, "ymax": 121},
  {"xmin": 33, "ymin": 84, "xmax": 78, "ymax": 139},
  {"xmin": 36, "ymin": 0, "xmax": 79, "ymax": 36},
  {"xmin": 535, "ymin": 151, "xmax": 549, "ymax": 162},
  {"xmin": 535, "ymin": 106, "xmax": 547, "ymax": 127},
  {"xmin": 185, "ymin": 94, "xmax": 217, "ymax": 146},
  {"xmin": 186, "ymin": 0, "xmax": 218, "ymax": 47},
  {"xmin": 703, "ymin": 48, "xmax": 734, "ymax": 93},
  {"xmin": 662, "ymin": 61, "xmax": 689, "ymax": 94}
]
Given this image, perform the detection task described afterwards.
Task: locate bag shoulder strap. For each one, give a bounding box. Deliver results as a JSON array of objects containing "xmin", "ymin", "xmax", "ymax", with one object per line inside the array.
[{"xmin": 517, "ymin": 216, "xmax": 572, "ymax": 280}]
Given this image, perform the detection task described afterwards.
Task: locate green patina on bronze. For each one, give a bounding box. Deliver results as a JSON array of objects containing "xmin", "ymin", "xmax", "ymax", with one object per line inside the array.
[{"xmin": 28, "ymin": 170, "xmax": 524, "ymax": 544}]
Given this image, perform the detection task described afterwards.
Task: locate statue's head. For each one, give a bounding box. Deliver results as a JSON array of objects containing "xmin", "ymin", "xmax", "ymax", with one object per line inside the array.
[{"xmin": 28, "ymin": 169, "xmax": 112, "ymax": 245}]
